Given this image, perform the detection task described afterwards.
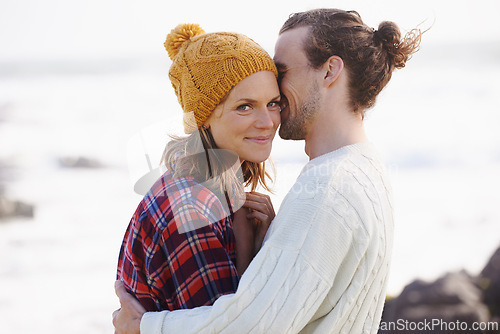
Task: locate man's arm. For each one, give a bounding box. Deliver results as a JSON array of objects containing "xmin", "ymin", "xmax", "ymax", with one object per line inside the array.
[
  {"xmin": 139, "ymin": 243, "xmax": 334, "ymax": 333},
  {"xmin": 114, "ymin": 242, "xmax": 334, "ymax": 334},
  {"xmin": 145, "ymin": 194, "xmax": 368, "ymax": 333},
  {"xmin": 113, "ymin": 208, "xmax": 338, "ymax": 333},
  {"xmin": 114, "ymin": 184, "xmax": 378, "ymax": 334}
]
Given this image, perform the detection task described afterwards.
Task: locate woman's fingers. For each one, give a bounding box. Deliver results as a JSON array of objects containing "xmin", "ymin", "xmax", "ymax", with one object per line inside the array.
[
  {"xmin": 241, "ymin": 192, "xmax": 275, "ymax": 255},
  {"xmin": 245, "ymin": 192, "xmax": 273, "ymax": 208},
  {"xmin": 243, "ymin": 200, "xmax": 268, "ymax": 214},
  {"xmin": 246, "ymin": 209, "xmax": 269, "ymax": 224},
  {"xmin": 243, "ymin": 192, "xmax": 275, "ymax": 220}
]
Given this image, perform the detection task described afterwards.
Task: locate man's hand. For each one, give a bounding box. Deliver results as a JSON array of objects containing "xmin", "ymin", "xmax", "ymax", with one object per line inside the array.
[{"xmin": 112, "ymin": 280, "xmax": 146, "ymax": 334}]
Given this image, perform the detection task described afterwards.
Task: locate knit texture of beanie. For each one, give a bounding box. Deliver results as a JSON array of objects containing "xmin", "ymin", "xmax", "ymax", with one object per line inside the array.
[{"xmin": 164, "ymin": 23, "xmax": 278, "ymax": 134}]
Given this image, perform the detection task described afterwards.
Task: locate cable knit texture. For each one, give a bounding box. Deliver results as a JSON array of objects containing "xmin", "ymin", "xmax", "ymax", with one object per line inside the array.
[{"xmin": 141, "ymin": 142, "xmax": 394, "ymax": 333}]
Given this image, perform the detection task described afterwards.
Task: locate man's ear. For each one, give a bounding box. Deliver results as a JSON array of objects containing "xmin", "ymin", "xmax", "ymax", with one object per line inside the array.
[{"xmin": 322, "ymin": 56, "xmax": 344, "ymax": 88}]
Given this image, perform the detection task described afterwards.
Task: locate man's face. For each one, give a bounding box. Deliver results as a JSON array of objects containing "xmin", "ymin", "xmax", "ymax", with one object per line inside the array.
[{"xmin": 274, "ymin": 27, "xmax": 320, "ymax": 140}]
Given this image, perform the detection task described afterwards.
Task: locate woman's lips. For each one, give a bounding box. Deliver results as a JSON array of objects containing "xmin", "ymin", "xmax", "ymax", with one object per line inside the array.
[{"xmin": 245, "ymin": 136, "xmax": 272, "ymax": 144}]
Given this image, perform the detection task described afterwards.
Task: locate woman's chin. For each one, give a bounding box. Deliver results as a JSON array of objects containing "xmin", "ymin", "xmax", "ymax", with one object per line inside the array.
[
  {"xmin": 239, "ymin": 146, "xmax": 273, "ymax": 164},
  {"xmin": 242, "ymin": 154, "xmax": 271, "ymax": 164}
]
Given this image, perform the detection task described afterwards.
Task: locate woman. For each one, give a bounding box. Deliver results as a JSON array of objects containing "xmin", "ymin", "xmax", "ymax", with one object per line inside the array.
[{"xmin": 117, "ymin": 23, "xmax": 280, "ymax": 312}]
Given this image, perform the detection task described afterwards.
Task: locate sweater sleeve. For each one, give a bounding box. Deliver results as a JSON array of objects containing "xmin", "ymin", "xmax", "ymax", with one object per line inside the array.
[
  {"xmin": 140, "ymin": 184, "xmax": 372, "ymax": 334},
  {"xmin": 141, "ymin": 246, "xmax": 332, "ymax": 333}
]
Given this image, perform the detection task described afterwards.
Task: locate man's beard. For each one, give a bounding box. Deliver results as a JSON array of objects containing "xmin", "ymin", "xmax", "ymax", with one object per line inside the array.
[{"xmin": 279, "ymin": 83, "xmax": 320, "ymax": 140}]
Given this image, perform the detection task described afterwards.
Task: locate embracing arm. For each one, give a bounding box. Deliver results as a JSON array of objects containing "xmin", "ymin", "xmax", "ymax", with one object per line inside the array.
[
  {"xmin": 139, "ymin": 198, "xmax": 366, "ymax": 334},
  {"xmin": 140, "ymin": 244, "xmax": 333, "ymax": 334},
  {"xmin": 113, "ymin": 237, "xmax": 331, "ymax": 334},
  {"xmin": 115, "ymin": 158, "xmax": 393, "ymax": 334}
]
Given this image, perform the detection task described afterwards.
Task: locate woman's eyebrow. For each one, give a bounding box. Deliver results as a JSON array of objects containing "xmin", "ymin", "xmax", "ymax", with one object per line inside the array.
[
  {"xmin": 234, "ymin": 95, "xmax": 281, "ymax": 104},
  {"xmin": 234, "ymin": 98, "xmax": 258, "ymax": 103}
]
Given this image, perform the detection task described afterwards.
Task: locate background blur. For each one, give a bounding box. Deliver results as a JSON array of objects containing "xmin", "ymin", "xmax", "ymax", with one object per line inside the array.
[{"xmin": 1, "ymin": 0, "xmax": 499, "ymax": 332}]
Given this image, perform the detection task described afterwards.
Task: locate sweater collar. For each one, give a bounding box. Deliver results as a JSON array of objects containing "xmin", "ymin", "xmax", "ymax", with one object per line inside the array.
[{"xmin": 299, "ymin": 141, "xmax": 376, "ymax": 176}]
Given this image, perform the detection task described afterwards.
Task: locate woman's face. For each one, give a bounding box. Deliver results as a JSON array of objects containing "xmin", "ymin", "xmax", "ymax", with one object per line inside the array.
[{"xmin": 205, "ymin": 71, "xmax": 281, "ymax": 163}]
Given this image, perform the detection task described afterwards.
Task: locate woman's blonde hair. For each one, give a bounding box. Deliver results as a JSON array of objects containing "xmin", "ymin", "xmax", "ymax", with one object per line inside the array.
[{"xmin": 161, "ymin": 127, "xmax": 274, "ymax": 201}]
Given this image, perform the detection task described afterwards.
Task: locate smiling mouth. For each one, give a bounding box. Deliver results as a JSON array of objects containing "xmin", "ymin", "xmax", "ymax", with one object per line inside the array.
[{"xmin": 245, "ymin": 136, "xmax": 272, "ymax": 144}]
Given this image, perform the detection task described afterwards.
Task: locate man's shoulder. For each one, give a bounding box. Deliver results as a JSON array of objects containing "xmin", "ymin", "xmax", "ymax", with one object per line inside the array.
[
  {"xmin": 284, "ymin": 143, "xmax": 392, "ymax": 225},
  {"xmin": 304, "ymin": 143, "xmax": 386, "ymax": 187}
]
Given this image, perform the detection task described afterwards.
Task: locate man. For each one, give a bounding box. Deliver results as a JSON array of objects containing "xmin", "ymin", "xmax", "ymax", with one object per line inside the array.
[{"xmin": 113, "ymin": 8, "xmax": 421, "ymax": 333}]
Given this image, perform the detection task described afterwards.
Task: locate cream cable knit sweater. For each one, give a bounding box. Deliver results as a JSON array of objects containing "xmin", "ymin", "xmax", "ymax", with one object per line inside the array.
[{"xmin": 141, "ymin": 142, "xmax": 394, "ymax": 334}]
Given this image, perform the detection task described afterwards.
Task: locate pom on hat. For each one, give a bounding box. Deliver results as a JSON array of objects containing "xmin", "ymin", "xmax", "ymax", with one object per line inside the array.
[{"xmin": 164, "ymin": 23, "xmax": 205, "ymax": 60}]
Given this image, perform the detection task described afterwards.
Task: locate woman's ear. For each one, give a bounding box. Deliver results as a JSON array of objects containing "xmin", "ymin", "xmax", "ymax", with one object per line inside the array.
[{"xmin": 323, "ymin": 56, "xmax": 344, "ymax": 88}]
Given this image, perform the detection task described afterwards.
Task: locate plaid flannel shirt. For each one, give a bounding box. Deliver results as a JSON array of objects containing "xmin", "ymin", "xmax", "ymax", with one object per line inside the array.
[{"xmin": 117, "ymin": 170, "xmax": 239, "ymax": 311}]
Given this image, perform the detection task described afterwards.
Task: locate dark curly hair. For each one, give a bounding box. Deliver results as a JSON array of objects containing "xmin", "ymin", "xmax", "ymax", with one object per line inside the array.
[{"xmin": 280, "ymin": 9, "xmax": 422, "ymax": 116}]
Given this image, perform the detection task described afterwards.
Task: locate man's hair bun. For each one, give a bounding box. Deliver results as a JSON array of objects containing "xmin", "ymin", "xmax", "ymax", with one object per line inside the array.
[
  {"xmin": 375, "ymin": 21, "xmax": 421, "ymax": 69},
  {"xmin": 164, "ymin": 23, "xmax": 205, "ymax": 60}
]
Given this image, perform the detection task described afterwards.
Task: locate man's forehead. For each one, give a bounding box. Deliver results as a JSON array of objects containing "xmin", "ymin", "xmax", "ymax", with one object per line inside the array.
[
  {"xmin": 274, "ymin": 27, "xmax": 309, "ymax": 65},
  {"xmin": 275, "ymin": 26, "xmax": 308, "ymax": 46}
]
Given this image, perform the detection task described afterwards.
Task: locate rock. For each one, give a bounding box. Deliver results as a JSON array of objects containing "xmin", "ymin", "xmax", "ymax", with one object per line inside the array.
[
  {"xmin": 58, "ymin": 156, "xmax": 103, "ymax": 169},
  {"xmin": 380, "ymin": 271, "xmax": 490, "ymax": 333},
  {"xmin": 0, "ymin": 196, "xmax": 34, "ymax": 220},
  {"xmin": 479, "ymin": 246, "xmax": 500, "ymax": 317},
  {"xmin": 0, "ymin": 160, "xmax": 33, "ymax": 221}
]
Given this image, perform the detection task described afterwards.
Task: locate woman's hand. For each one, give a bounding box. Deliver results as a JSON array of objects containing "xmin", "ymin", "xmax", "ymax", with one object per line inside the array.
[
  {"xmin": 243, "ymin": 192, "xmax": 275, "ymax": 254},
  {"xmin": 232, "ymin": 192, "xmax": 275, "ymax": 275}
]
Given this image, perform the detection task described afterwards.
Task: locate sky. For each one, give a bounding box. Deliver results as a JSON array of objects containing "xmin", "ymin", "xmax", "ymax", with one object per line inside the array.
[{"xmin": 1, "ymin": 0, "xmax": 499, "ymax": 62}]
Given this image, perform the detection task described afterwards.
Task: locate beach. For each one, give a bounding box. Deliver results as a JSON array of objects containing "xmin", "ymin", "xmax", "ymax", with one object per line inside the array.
[
  {"xmin": 1, "ymin": 1, "xmax": 500, "ymax": 331},
  {"xmin": 1, "ymin": 45, "xmax": 499, "ymax": 332}
]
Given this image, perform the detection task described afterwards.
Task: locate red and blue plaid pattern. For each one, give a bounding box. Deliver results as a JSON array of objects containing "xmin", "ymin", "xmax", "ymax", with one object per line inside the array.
[{"xmin": 117, "ymin": 170, "xmax": 239, "ymax": 311}]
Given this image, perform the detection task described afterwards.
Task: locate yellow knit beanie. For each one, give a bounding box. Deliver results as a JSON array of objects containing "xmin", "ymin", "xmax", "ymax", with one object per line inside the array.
[{"xmin": 164, "ymin": 23, "xmax": 278, "ymax": 134}]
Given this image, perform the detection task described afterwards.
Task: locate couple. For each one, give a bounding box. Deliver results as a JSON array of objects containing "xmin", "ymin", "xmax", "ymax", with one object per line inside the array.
[{"xmin": 114, "ymin": 8, "xmax": 421, "ymax": 334}]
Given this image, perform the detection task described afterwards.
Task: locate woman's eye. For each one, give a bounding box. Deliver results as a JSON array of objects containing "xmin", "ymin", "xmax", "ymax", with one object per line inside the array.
[
  {"xmin": 268, "ymin": 101, "xmax": 281, "ymax": 110},
  {"xmin": 237, "ymin": 104, "xmax": 251, "ymax": 111}
]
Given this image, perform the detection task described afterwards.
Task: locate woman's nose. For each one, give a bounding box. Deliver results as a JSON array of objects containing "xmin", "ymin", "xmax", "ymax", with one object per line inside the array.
[{"xmin": 255, "ymin": 109, "xmax": 275, "ymax": 129}]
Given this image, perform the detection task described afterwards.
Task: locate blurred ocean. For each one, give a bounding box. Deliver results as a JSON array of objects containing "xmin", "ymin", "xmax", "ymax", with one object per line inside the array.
[{"xmin": 1, "ymin": 41, "xmax": 500, "ymax": 333}]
